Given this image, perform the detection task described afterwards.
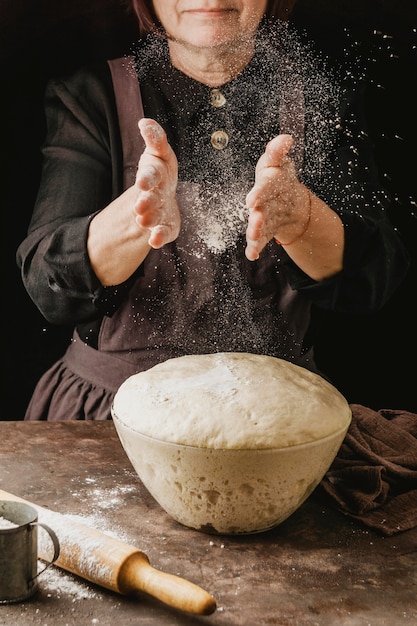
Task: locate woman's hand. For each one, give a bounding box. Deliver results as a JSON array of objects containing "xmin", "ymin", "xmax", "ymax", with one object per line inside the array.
[
  {"xmin": 245, "ymin": 134, "xmax": 345, "ymax": 281},
  {"xmin": 245, "ymin": 134, "xmax": 310, "ymax": 261},
  {"xmin": 134, "ymin": 118, "xmax": 181, "ymax": 248},
  {"xmin": 87, "ymin": 119, "xmax": 180, "ymax": 287}
]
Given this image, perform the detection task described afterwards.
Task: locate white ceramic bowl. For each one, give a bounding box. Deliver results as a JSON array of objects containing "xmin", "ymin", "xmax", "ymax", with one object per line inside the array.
[
  {"xmin": 111, "ymin": 353, "xmax": 351, "ymax": 534},
  {"xmin": 111, "ymin": 416, "xmax": 349, "ymax": 534}
]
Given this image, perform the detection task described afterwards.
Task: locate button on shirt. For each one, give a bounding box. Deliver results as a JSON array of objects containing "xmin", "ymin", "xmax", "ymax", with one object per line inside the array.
[
  {"xmin": 209, "ymin": 89, "xmax": 229, "ymax": 149},
  {"xmin": 211, "ymin": 129, "xmax": 229, "ymax": 150},
  {"xmin": 210, "ymin": 88, "xmax": 227, "ymax": 108}
]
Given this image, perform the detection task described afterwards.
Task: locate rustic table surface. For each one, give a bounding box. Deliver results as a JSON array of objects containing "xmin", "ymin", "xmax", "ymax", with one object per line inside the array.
[{"xmin": 0, "ymin": 421, "xmax": 416, "ymax": 626}]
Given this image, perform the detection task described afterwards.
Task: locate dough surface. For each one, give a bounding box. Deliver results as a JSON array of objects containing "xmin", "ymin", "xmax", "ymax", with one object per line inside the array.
[{"xmin": 112, "ymin": 352, "xmax": 352, "ymax": 449}]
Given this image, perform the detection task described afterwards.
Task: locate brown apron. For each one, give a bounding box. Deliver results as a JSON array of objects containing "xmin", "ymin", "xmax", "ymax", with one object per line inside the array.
[{"xmin": 25, "ymin": 56, "xmax": 310, "ymax": 420}]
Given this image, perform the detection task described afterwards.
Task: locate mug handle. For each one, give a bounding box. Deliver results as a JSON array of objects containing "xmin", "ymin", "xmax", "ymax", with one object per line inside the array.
[{"xmin": 32, "ymin": 522, "xmax": 60, "ymax": 579}]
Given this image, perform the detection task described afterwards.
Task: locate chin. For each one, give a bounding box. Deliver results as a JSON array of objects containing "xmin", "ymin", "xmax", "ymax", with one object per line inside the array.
[{"xmin": 180, "ymin": 27, "xmax": 255, "ymax": 51}]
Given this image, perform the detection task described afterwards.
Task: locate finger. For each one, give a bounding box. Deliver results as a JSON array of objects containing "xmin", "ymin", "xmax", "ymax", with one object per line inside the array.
[
  {"xmin": 245, "ymin": 211, "xmax": 264, "ymax": 261},
  {"xmin": 263, "ymin": 134, "xmax": 293, "ymax": 168},
  {"xmin": 246, "ymin": 208, "xmax": 264, "ymax": 239},
  {"xmin": 148, "ymin": 224, "xmax": 171, "ymax": 249},
  {"xmin": 246, "ymin": 181, "xmax": 275, "ymax": 209},
  {"xmin": 245, "ymin": 235, "xmax": 270, "ymax": 261},
  {"xmin": 138, "ymin": 118, "xmax": 169, "ymax": 158},
  {"xmin": 246, "ymin": 187, "xmax": 261, "ymax": 210},
  {"xmin": 133, "ymin": 185, "xmax": 163, "ymax": 224},
  {"xmin": 134, "ymin": 199, "xmax": 159, "ymax": 228},
  {"xmin": 136, "ymin": 164, "xmax": 161, "ymax": 190},
  {"xmin": 245, "ymin": 241, "xmax": 260, "ymax": 261}
]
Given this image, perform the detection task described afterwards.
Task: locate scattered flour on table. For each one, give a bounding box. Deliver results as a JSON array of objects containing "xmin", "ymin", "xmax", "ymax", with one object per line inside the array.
[
  {"xmin": 70, "ymin": 481, "xmax": 138, "ymax": 516},
  {"xmin": 40, "ymin": 566, "xmax": 102, "ymax": 601}
]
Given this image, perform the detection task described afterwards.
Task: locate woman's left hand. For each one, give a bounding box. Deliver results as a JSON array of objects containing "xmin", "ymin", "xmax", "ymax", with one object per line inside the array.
[{"xmin": 245, "ymin": 134, "xmax": 310, "ymax": 261}]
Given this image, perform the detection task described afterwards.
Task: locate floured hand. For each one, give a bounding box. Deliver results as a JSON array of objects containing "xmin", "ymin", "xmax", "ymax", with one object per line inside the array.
[
  {"xmin": 245, "ymin": 134, "xmax": 309, "ymax": 261},
  {"xmin": 134, "ymin": 118, "xmax": 181, "ymax": 248}
]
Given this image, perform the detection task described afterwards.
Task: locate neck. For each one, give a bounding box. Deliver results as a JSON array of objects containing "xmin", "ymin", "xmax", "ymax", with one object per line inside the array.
[{"xmin": 167, "ymin": 38, "xmax": 256, "ymax": 87}]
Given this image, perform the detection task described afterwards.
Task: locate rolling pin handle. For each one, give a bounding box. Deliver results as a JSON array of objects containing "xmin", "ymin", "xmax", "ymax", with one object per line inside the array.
[{"xmin": 119, "ymin": 552, "xmax": 217, "ymax": 615}]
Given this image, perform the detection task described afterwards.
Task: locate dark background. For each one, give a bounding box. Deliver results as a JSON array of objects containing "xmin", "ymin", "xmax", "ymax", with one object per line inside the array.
[{"xmin": 1, "ymin": 0, "xmax": 416, "ymax": 420}]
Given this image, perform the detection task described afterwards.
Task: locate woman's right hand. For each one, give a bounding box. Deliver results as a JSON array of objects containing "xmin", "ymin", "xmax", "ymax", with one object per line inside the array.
[
  {"xmin": 87, "ymin": 119, "xmax": 180, "ymax": 287},
  {"xmin": 134, "ymin": 118, "xmax": 181, "ymax": 248}
]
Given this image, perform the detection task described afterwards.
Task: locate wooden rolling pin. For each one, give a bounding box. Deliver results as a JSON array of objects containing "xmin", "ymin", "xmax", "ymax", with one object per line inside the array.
[{"xmin": 0, "ymin": 489, "xmax": 216, "ymax": 615}]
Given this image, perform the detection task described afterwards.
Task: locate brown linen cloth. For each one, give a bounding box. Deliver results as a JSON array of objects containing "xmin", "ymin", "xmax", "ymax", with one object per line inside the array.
[{"xmin": 320, "ymin": 404, "xmax": 417, "ymax": 535}]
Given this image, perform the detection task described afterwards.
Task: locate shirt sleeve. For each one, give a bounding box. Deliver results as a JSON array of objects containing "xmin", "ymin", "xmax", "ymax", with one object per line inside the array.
[
  {"xmin": 284, "ymin": 78, "xmax": 410, "ymax": 312},
  {"xmin": 16, "ymin": 63, "xmax": 129, "ymax": 325}
]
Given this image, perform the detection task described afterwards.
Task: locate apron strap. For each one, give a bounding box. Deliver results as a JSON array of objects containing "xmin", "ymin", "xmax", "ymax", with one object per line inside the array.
[
  {"xmin": 278, "ymin": 62, "xmax": 305, "ymax": 172},
  {"xmin": 108, "ymin": 56, "xmax": 145, "ymax": 190}
]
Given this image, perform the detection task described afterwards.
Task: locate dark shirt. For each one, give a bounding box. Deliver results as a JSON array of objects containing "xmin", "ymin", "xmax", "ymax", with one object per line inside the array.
[{"xmin": 16, "ymin": 31, "xmax": 409, "ymax": 375}]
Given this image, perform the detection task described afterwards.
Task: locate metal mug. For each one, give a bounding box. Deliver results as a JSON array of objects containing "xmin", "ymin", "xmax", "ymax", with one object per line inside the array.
[{"xmin": 0, "ymin": 500, "xmax": 60, "ymax": 603}]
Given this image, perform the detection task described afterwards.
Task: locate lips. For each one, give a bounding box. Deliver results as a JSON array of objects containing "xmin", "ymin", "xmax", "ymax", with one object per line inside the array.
[
  {"xmin": 184, "ymin": 5, "xmax": 236, "ymax": 17},
  {"xmin": 186, "ymin": 10, "xmax": 234, "ymax": 16}
]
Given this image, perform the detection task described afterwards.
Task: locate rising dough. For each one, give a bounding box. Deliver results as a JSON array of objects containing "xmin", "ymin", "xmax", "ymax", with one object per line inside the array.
[{"xmin": 112, "ymin": 352, "xmax": 351, "ymax": 449}]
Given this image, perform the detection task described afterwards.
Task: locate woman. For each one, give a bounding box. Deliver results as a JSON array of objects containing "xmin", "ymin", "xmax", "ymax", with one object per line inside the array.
[{"xmin": 17, "ymin": 0, "xmax": 409, "ymax": 420}]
